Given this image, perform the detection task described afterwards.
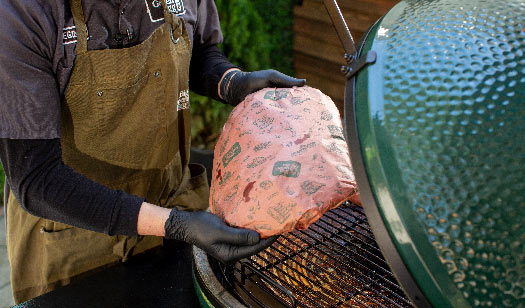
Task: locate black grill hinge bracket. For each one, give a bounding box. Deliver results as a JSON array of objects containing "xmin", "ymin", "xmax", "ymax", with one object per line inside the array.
[{"xmin": 341, "ymin": 51, "xmax": 377, "ymax": 80}]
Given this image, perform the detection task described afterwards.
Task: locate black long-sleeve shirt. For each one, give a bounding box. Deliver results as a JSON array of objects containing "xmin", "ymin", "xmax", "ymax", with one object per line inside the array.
[
  {"xmin": 0, "ymin": 44, "xmax": 235, "ymax": 236},
  {"xmin": 0, "ymin": 138, "xmax": 143, "ymax": 236},
  {"xmin": 0, "ymin": 0, "xmax": 236, "ymax": 236}
]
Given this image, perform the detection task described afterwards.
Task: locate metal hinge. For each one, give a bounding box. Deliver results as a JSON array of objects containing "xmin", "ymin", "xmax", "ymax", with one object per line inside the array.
[{"xmin": 340, "ymin": 50, "xmax": 377, "ymax": 80}]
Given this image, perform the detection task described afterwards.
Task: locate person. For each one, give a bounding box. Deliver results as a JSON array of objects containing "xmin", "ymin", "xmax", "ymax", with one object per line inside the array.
[{"xmin": 0, "ymin": 0, "xmax": 305, "ymax": 303}]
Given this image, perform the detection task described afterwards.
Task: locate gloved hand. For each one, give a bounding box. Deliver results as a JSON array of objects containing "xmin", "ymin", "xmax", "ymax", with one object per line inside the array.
[
  {"xmin": 164, "ymin": 209, "xmax": 277, "ymax": 264},
  {"xmin": 220, "ymin": 69, "xmax": 306, "ymax": 106}
]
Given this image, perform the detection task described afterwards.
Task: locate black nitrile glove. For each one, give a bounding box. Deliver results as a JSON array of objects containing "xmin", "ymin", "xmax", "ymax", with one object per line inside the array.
[
  {"xmin": 164, "ymin": 209, "xmax": 278, "ymax": 264},
  {"xmin": 220, "ymin": 69, "xmax": 306, "ymax": 106}
]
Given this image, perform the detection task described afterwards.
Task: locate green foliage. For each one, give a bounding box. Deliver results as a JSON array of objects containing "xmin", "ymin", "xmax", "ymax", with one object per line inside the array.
[
  {"xmin": 0, "ymin": 164, "xmax": 4, "ymax": 203},
  {"xmin": 252, "ymin": 1, "xmax": 296, "ymax": 76},
  {"xmin": 190, "ymin": 93, "xmax": 233, "ymax": 149},
  {"xmin": 190, "ymin": 0, "xmax": 295, "ymax": 149},
  {"xmin": 215, "ymin": 0, "xmax": 272, "ymax": 71}
]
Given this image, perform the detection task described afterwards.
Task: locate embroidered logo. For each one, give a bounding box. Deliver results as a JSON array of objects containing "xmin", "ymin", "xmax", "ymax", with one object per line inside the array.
[
  {"xmin": 145, "ymin": 0, "xmax": 164, "ymax": 22},
  {"xmin": 145, "ymin": 0, "xmax": 186, "ymax": 23},
  {"xmin": 176, "ymin": 89, "xmax": 190, "ymax": 111},
  {"xmin": 166, "ymin": 0, "xmax": 186, "ymax": 16},
  {"xmin": 63, "ymin": 26, "xmax": 90, "ymax": 45}
]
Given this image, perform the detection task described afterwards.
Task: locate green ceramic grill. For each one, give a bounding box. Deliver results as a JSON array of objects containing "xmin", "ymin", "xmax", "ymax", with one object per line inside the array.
[
  {"xmin": 333, "ymin": 0, "xmax": 525, "ymax": 307},
  {"xmin": 191, "ymin": 1, "xmax": 524, "ymax": 307}
]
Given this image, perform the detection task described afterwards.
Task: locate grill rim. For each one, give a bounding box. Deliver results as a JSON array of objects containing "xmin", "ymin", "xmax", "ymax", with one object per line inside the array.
[
  {"xmin": 192, "ymin": 246, "xmax": 246, "ymax": 308},
  {"xmin": 343, "ymin": 9, "xmax": 432, "ymax": 308}
]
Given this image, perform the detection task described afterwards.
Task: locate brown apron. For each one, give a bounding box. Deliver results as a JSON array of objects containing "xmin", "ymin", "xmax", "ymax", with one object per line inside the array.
[{"xmin": 6, "ymin": 0, "xmax": 209, "ymax": 303}]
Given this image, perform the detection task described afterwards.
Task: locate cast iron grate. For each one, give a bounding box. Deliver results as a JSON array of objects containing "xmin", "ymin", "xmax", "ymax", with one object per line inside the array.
[{"xmin": 218, "ymin": 202, "xmax": 414, "ymax": 308}]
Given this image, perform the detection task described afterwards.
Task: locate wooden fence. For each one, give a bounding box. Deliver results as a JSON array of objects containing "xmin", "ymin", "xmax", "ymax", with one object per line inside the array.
[{"xmin": 293, "ymin": 0, "xmax": 399, "ymax": 111}]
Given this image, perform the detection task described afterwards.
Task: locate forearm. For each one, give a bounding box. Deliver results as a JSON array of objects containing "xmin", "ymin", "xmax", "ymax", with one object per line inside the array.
[
  {"xmin": 217, "ymin": 68, "xmax": 241, "ymax": 99},
  {"xmin": 189, "ymin": 44, "xmax": 237, "ymax": 101},
  {"xmin": 0, "ymin": 138, "xmax": 143, "ymax": 236},
  {"xmin": 137, "ymin": 202, "xmax": 170, "ymax": 236}
]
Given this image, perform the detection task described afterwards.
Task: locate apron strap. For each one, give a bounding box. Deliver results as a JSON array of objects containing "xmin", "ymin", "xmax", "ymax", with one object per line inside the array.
[
  {"xmin": 161, "ymin": 0, "xmax": 185, "ymax": 41},
  {"xmin": 70, "ymin": 0, "xmax": 88, "ymax": 55},
  {"xmin": 161, "ymin": 0, "xmax": 172, "ymax": 23}
]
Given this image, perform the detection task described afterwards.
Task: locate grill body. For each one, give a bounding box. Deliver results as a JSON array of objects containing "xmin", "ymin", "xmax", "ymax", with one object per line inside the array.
[{"xmin": 348, "ymin": 0, "xmax": 525, "ymax": 307}]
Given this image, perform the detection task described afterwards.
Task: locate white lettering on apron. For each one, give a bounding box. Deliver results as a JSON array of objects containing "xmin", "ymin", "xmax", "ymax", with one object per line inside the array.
[
  {"xmin": 145, "ymin": 0, "xmax": 186, "ymax": 23},
  {"xmin": 177, "ymin": 89, "xmax": 190, "ymax": 111},
  {"xmin": 63, "ymin": 26, "xmax": 89, "ymax": 45}
]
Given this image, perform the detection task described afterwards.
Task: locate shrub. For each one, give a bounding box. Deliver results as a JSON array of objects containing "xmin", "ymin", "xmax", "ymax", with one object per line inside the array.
[
  {"xmin": 0, "ymin": 165, "xmax": 4, "ymax": 204},
  {"xmin": 190, "ymin": 0, "xmax": 295, "ymax": 149}
]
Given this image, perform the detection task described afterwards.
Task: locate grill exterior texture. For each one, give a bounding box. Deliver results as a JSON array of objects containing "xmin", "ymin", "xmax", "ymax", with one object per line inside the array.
[{"xmin": 354, "ymin": 0, "xmax": 525, "ymax": 306}]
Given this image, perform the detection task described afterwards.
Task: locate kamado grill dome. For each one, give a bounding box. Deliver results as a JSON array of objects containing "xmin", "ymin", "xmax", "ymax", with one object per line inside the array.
[{"xmin": 193, "ymin": 0, "xmax": 525, "ymax": 307}]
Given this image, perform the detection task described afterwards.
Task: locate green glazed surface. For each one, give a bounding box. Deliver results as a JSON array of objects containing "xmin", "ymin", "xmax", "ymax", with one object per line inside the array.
[
  {"xmin": 193, "ymin": 270, "xmax": 214, "ymax": 308},
  {"xmin": 355, "ymin": 0, "xmax": 525, "ymax": 307}
]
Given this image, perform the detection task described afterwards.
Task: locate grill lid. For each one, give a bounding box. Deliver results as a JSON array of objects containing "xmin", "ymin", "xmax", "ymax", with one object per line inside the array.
[{"xmin": 347, "ymin": 0, "xmax": 525, "ymax": 307}]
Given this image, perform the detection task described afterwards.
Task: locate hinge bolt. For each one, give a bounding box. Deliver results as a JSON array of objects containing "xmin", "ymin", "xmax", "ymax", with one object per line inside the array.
[{"xmin": 344, "ymin": 53, "xmax": 355, "ymax": 63}]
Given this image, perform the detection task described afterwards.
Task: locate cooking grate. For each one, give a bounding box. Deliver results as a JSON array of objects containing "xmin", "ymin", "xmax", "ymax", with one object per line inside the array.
[{"xmin": 217, "ymin": 202, "xmax": 414, "ymax": 308}]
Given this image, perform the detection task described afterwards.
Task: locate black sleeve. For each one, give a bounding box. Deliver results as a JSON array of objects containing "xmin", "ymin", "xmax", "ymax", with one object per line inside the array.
[
  {"xmin": 189, "ymin": 44, "xmax": 238, "ymax": 102},
  {"xmin": 0, "ymin": 138, "xmax": 143, "ymax": 236}
]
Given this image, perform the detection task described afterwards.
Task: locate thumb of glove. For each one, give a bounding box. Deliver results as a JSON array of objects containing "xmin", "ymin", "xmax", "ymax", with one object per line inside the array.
[{"xmin": 265, "ymin": 70, "xmax": 306, "ymax": 88}]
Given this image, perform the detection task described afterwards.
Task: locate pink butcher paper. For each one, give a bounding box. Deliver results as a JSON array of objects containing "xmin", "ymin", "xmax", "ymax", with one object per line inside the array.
[{"xmin": 209, "ymin": 86, "xmax": 361, "ymax": 238}]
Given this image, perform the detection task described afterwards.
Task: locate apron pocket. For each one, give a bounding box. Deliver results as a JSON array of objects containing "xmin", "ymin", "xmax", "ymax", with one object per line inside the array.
[
  {"xmin": 40, "ymin": 226, "xmax": 76, "ymax": 241},
  {"xmin": 95, "ymin": 71, "xmax": 166, "ymax": 168},
  {"xmin": 66, "ymin": 70, "xmax": 168, "ymax": 169},
  {"xmin": 41, "ymin": 224, "xmax": 119, "ymax": 285},
  {"xmin": 40, "ymin": 221, "xmax": 76, "ymax": 240},
  {"xmin": 166, "ymin": 163, "xmax": 210, "ymax": 211},
  {"xmin": 186, "ymin": 163, "xmax": 209, "ymax": 192}
]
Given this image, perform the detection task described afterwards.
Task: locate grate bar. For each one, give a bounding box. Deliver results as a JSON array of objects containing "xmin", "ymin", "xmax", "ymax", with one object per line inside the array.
[
  {"xmin": 222, "ymin": 202, "xmax": 414, "ymax": 308},
  {"xmin": 336, "ymin": 205, "xmax": 372, "ymax": 229},
  {"xmin": 299, "ymin": 214, "xmax": 412, "ymax": 301},
  {"xmin": 296, "ymin": 210, "xmax": 412, "ymax": 306},
  {"xmin": 292, "ymin": 232, "xmax": 410, "ymax": 308},
  {"xmin": 222, "ymin": 264, "xmax": 291, "ymax": 308},
  {"xmin": 302, "ymin": 221, "xmax": 394, "ymax": 277},
  {"xmin": 304, "ymin": 208, "xmax": 396, "ymax": 279},
  {"xmin": 324, "ymin": 208, "xmax": 377, "ymax": 242},
  {"xmin": 241, "ymin": 262, "xmax": 298, "ymax": 307},
  {"xmin": 263, "ymin": 230, "xmax": 408, "ymax": 308},
  {"xmin": 257, "ymin": 240, "xmax": 393, "ymax": 308},
  {"xmin": 317, "ymin": 214, "xmax": 385, "ymax": 261},
  {"xmin": 254, "ymin": 266, "xmax": 330, "ymax": 308},
  {"xmin": 257, "ymin": 237, "xmax": 314, "ymax": 273},
  {"xmin": 266, "ymin": 207, "xmax": 406, "ymax": 298},
  {"xmin": 313, "ymin": 243, "xmax": 411, "ymax": 308},
  {"xmin": 260, "ymin": 246, "xmax": 350, "ymax": 301},
  {"xmin": 255, "ymin": 252, "xmax": 339, "ymax": 307}
]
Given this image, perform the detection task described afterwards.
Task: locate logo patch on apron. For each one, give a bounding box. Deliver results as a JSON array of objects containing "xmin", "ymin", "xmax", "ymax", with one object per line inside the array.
[
  {"xmin": 166, "ymin": 0, "xmax": 186, "ymax": 16},
  {"xmin": 145, "ymin": 0, "xmax": 186, "ymax": 22},
  {"xmin": 177, "ymin": 89, "xmax": 190, "ymax": 111},
  {"xmin": 63, "ymin": 26, "xmax": 90, "ymax": 45}
]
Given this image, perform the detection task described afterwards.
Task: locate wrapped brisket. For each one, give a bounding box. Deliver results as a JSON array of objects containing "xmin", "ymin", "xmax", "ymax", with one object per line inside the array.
[{"xmin": 209, "ymin": 86, "xmax": 360, "ymax": 238}]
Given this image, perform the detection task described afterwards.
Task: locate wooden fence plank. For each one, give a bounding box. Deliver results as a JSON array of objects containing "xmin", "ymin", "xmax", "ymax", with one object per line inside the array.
[{"xmin": 293, "ymin": 0, "xmax": 399, "ymax": 110}]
